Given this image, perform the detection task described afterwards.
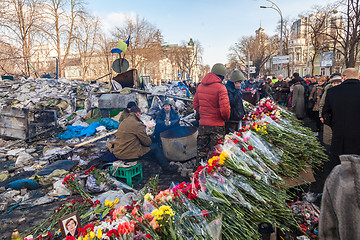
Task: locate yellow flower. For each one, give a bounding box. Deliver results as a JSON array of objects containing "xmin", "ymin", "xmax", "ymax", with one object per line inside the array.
[
  {"xmin": 84, "ymin": 234, "xmax": 89, "ymax": 240},
  {"xmin": 89, "ymin": 231, "xmax": 95, "ymax": 239},
  {"xmin": 77, "ymin": 237, "xmax": 82, "ymax": 240},
  {"xmin": 97, "ymin": 229, "xmax": 102, "ymax": 239},
  {"xmin": 264, "ymin": 131, "xmax": 268, "ymax": 134},
  {"xmin": 114, "ymin": 198, "xmax": 119, "ymax": 205}
]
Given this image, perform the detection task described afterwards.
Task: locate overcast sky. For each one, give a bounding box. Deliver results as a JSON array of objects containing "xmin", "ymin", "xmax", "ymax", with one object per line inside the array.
[{"xmin": 87, "ymin": 0, "xmax": 338, "ymax": 67}]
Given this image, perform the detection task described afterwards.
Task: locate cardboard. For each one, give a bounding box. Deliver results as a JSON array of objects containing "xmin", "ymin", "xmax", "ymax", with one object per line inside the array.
[{"xmin": 283, "ymin": 164, "xmax": 316, "ymax": 187}]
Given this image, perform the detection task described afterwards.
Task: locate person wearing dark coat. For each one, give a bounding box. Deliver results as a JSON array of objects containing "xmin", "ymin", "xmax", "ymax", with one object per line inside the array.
[
  {"xmin": 291, "ymin": 80, "xmax": 305, "ymax": 119},
  {"xmin": 153, "ymin": 100, "xmax": 180, "ymax": 143},
  {"xmin": 319, "ymin": 154, "xmax": 360, "ymax": 240},
  {"xmin": 272, "ymin": 74, "xmax": 289, "ymax": 105},
  {"xmin": 244, "ymin": 78, "xmax": 259, "ymax": 90},
  {"xmin": 288, "ymin": 72, "xmax": 303, "ymax": 87},
  {"xmin": 322, "ymin": 68, "xmax": 360, "ymax": 178},
  {"xmin": 118, "ymin": 101, "xmax": 137, "ymax": 123},
  {"xmin": 225, "ymin": 70, "xmax": 246, "ymax": 133}
]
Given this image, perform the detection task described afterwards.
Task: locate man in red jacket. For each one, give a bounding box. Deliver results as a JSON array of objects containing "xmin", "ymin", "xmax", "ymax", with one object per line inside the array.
[{"xmin": 194, "ymin": 63, "xmax": 230, "ymax": 163}]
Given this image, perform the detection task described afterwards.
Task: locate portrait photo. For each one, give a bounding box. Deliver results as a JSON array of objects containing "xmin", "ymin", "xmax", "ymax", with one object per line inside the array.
[{"xmin": 58, "ymin": 211, "xmax": 81, "ymax": 239}]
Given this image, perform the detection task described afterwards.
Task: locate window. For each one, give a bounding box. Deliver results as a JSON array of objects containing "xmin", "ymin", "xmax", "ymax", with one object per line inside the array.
[{"xmin": 320, "ymin": 67, "xmax": 326, "ymax": 75}]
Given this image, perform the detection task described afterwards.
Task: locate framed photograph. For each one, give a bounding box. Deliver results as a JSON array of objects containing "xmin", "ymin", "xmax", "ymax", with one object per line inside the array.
[{"xmin": 58, "ymin": 211, "xmax": 81, "ymax": 239}]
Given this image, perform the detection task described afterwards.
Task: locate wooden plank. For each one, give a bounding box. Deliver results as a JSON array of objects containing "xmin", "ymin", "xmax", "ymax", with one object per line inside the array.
[{"xmin": 73, "ymin": 130, "xmax": 117, "ymax": 148}]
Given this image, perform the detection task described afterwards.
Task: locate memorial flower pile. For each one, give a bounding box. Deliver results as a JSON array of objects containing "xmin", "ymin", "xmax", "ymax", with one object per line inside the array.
[{"xmin": 26, "ymin": 98, "xmax": 327, "ymax": 240}]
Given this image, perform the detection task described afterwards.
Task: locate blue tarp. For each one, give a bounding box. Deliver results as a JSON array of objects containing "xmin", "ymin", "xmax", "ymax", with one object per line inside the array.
[
  {"xmin": 58, "ymin": 122, "xmax": 101, "ymax": 139},
  {"xmin": 58, "ymin": 118, "xmax": 120, "ymax": 140}
]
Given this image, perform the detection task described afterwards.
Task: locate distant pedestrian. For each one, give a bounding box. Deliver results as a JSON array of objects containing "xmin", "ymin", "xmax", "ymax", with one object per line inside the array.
[
  {"xmin": 188, "ymin": 82, "xmax": 196, "ymax": 95},
  {"xmin": 272, "ymin": 74, "xmax": 289, "ymax": 106},
  {"xmin": 318, "ymin": 73, "xmax": 342, "ymax": 146},
  {"xmin": 308, "ymin": 76, "xmax": 326, "ymax": 132},
  {"xmin": 193, "ymin": 63, "xmax": 230, "ymax": 163},
  {"xmin": 291, "ymin": 79, "xmax": 305, "ymax": 119}
]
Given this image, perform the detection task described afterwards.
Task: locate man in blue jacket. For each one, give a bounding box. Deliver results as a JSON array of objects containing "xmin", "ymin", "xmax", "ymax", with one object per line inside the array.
[{"xmin": 153, "ymin": 100, "xmax": 180, "ymax": 143}]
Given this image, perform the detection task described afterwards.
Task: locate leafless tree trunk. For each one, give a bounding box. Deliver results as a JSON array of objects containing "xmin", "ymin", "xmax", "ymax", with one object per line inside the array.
[
  {"xmin": 229, "ymin": 33, "xmax": 279, "ymax": 77},
  {"xmin": 112, "ymin": 15, "xmax": 164, "ymax": 74},
  {"xmin": 38, "ymin": 0, "xmax": 86, "ymax": 77},
  {"xmin": 0, "ymin": 0, "xmax": 42, "ymax": 76},
  {"xmin": 74, "ymin": 14, "xmax": 101, "ymax": 81},
  {"xmin": 277, "ymin": 17, "xmax": 293, "ymax": 76}
]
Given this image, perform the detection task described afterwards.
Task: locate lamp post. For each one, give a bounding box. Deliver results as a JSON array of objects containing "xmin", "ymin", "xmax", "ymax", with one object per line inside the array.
[{"xmin": 260, "ymin": 0, "xmax": 283, "ymax": 76}]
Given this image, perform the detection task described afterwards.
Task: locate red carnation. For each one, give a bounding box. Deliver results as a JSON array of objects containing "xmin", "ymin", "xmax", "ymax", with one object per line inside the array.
[
  {"xmin": 106, "ymin": 229, "xmax": 119, "ymax": 238},
  {"xmin": 248, "ymin": 145, "xmax": 254, "ymax": 151},
  {"xmin": 241, "ymin": 147, "xmax": 246, "ymax": 152}
]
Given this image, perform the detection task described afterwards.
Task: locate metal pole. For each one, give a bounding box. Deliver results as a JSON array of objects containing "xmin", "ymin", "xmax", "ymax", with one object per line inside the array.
[
  {"xmin": 247, "ymin": 51, "xmax": 250, "ymax": 80},
  {"xmin": 306, "ymin": 17, "xmax": 310, "ymax": 75},
  {"xmin": 279, "ymin": 13, "xmax": 283, "ymax": 76},
  {"xmin": 54, "ymin": 57, "xmax": 58, "ymax": 79},
  {"xmin": 260, "ymin": 0, "xmax": 283, "ymax": 76}
]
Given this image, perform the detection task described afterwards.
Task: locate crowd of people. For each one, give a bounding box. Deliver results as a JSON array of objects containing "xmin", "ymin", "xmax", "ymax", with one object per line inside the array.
[
  {"xmin": 90, "ymin": 63, "xmax": 359, "ymax": 239},
  {"xmin": 192, "ymin": 64, "xmax": 360, "ymax": 239}
]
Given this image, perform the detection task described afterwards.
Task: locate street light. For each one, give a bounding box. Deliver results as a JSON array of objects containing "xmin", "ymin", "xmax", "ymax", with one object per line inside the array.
[{"xmin": 260, "ymin": 0, "xmax": 283, "ymax": 75}]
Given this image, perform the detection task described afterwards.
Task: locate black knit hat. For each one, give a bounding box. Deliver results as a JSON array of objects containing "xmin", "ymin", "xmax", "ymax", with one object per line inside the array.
[{"xmin": 127, "ymin": 101, "xmax": 136, "ymax": 108}]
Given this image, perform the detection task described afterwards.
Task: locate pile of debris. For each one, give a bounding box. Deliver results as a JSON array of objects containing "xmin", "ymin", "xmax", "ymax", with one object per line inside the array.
[{"xmin": 0, "ymin": 76, "xmax": 197, "ymax": 237}]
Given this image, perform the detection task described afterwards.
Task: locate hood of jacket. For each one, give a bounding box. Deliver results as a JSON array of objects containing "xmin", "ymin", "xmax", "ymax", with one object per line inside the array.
[
  {"xmin": 225, "ymin": 81, "xmax": 241, "ymax": 94},
  {"xmin": 201, "ymin": 72, "xmax": 223, "ymax": 86}
]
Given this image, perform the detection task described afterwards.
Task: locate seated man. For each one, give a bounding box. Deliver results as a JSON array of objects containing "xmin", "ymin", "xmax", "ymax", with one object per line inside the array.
[
  {"xmin": 89, "ymin": 106, "xmax": 178, "ymax": 174},
  {"xmin": 118, "ymin": 101, "xmax": 136, "ymax": 123},
  {"xmin": 153, "ymin": 100, "xmax": 180, "ymax": 143}
]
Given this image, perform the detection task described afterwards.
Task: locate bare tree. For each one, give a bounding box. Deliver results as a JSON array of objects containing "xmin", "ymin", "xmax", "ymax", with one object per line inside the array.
[
  {"xmin": 276, "ymin": 17, "xmax": 293, "ymax": 76},
  {"xmin": 327, "ymin": 0, "xmax": 360, "ymax": 67},
  {"xmin": 166, "ymin": 39, "xmax": 203, "ymax": 80},
  {"xmin": 0, "ymin": 0, "xmax": 43, "ymax": 76},
  {"xmin": 73, "ymin": 14, "xmax": 101, "ymax": 81},
  {"xmin": 38, "ymin": 0, "xmax": 86, "ymax": 77},
  {"xmin": 111, "ymin": 15, "xmax": 164, "ymax": 74},
  {"xmin": 0, "ymin": 40, "xmax": 22, "ymax": 75},
  {"xmin": 229, "ymin": 33, "xmax": 278, "ymax": 77},
  {"xmin": 96, "ymin": 33, "xmax": 115, "ymax": 81},
  {"xmin": 198, "ymin": 64, "xmax": 210, "ymax": 82}
]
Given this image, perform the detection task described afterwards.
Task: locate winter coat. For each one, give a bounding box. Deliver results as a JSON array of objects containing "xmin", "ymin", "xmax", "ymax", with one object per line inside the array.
[
  {"xmin": 308, "ymin": 83, "xmax": 324, "ymax": 111},
  {"xmin": 291, "ymin": 82, "xmax": 305, "ymax": 119},
  {"xmin": 244, "ymin": 81, "xmax": 259, "ymax": 90},
  {"xmin": 225, "ymin": 81, "xmax": 245, "ymax": 122},
  {"xmin": 272, "ymin": 80, "xmax": 290, "ymax": 103},
  {"xmin": 193, "ymin": 72, "xmax": 230, "ymax": 126},
  {"xmin": 323, "ymin": 78, "xmax": 360, "ymax": 157},
  {"xmin": 319, "ymin": 84, "xmax": 333, "ymax": 146},
  {"xmin": 319, "ymin": 154, "xmax": 360, "ymax": 240},
  {"xmin": 154, "ymin": 107, "xmax": 180, "ymax": 138},
  {"xmin": 113, "ymin": 112, "xmax": 151, "ymax": 159},
  {"xmin": 288, "ymin": 76, "xmax": 303, "ymax": 87},
  {"xmin": 155, "ymin": 107, "xmax": 180, "ymax": 128}
]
